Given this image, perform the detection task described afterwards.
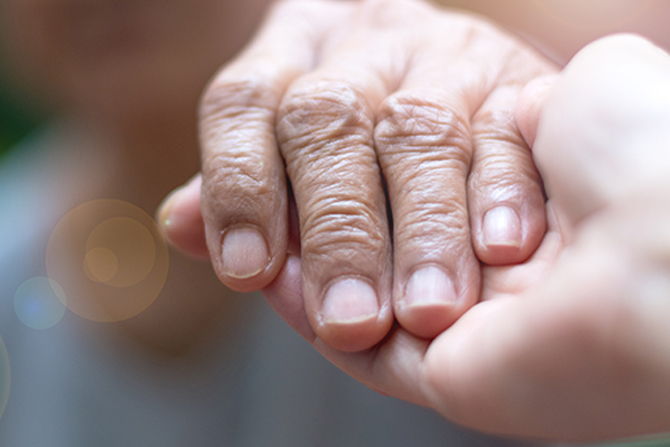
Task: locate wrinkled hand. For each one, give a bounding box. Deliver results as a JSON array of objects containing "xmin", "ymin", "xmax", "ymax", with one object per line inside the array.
[
  {"xmin": 263, "ymin": 35, "xmax": 670, "ymax": 442},
  {"xmin": 159, "ymin": 0, "xmax": 556, "ymax": 352}
]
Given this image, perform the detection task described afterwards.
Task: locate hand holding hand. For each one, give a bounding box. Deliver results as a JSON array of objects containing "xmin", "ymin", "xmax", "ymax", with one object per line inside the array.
[
  {"xmin": 265, "ymin": 34, "xmax": 670, "ymax": 442},
  {"xmin": 159, "ymin": 0, "xmax": 556, "ymax": 352}
]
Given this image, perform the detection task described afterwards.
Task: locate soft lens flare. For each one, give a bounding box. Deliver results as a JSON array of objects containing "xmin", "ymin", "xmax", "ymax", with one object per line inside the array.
[
  {"xmin": 14, "ymin": 277, "xmax": 67, "ymax": 330},
  {"xmin": 46, "ymin": 199, "xmax": 169, "ymax": 323}
]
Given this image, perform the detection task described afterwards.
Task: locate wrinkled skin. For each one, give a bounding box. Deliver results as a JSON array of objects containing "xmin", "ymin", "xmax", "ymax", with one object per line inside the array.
[
  {"xmin": 162, "ymin": 33, "xmax": 670, "ymax": 442},
  {"xmin": 264, "ymin": 35, "xmax": 670, "ymax": 442},
  {"xmin": 160, "ymin": 0, "xmax": 557, "ymax": 352}
]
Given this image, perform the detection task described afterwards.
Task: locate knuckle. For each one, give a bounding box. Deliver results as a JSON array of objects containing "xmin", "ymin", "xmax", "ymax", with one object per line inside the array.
[
  {"xmin": 473, "ymin": 103, "xmax": 523, "ymax": 148},
  {"xmin": 471, "ymin": 154, "xmax": 540, "ymax": 191},
  {"xmin": 301, "ymin": 195, "xmax": 387, "ymax": 262},
  {"xmin": 469, "ymin": 143, "xmax": 542, "ymax": 195},
  {"xmin": 202, "ymin": 151, "xmax": 277, "ymax": 214},
  {"xmin": 395, "ymin": 199, "xmax": 469, "ymax": 244},
  {"xmin": 277, "ymin": 81, "xmax": 374, "ymax": 158},
  {"xmin": 200, "ymin": 74, "xmax": 277, "ymax": 136},
  {"xmin": 375, "ymin": 93, "xmax": 472, "ymax": 168}
]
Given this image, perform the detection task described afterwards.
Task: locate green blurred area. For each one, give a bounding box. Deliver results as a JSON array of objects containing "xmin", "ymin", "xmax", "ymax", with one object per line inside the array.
[
  {"xmin": 0, "ymin": 82, "xmax": 42, "ymax": 159},
  {"xmin": 0, "ymin": 32, "xmax": 45, "ymax": 159},
  {"xmin": 605, "ymin": 438, "xmax": 670, "ymax": 447}
]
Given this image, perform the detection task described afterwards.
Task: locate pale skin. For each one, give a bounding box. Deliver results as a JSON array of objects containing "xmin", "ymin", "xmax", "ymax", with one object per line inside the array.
[{"xmin": 162, "ymin": 33, "xmax": 670, "ymax": 442}]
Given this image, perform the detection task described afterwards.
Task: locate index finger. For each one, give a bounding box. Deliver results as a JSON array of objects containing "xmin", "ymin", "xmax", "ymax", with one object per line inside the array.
[{"xmin": 199, "ymin": 0, "xmax": 352, "ymax": 292}]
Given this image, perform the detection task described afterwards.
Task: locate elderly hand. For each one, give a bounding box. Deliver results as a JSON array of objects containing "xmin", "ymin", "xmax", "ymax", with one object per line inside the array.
[
  {"xmin": 261, "ymin": 35, "xmax": 670, "ymax": 442},
  {"xmin": 159, "ymin": 0, "xmax": 556, "ymax": 351}
]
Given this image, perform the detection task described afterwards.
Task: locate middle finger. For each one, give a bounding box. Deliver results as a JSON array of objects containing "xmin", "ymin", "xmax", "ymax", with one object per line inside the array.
[{"xmin": 276, "ymin": 15, "xmax": 410, "ymax": 352}]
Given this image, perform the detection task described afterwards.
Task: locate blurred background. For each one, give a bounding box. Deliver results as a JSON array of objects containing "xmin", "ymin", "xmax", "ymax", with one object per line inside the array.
[
  {"xmin": 5, "ymin": 0, "xmax": 670, "ymax": 158},
  {"xmin": 0, "ymin": 59, "xmax": 44, "ymax": 158}
]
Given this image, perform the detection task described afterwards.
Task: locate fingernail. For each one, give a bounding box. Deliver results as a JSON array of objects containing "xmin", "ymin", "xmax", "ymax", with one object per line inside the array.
[
  {"xmin": 157, "ymin": 187, "xmax": 183, "ymax": 230},
  {"xmin": 405, "ymin": 267, "xmax": 456, "ymax": 308},
  {"xmin": 221, "ymin": 227, "xmax": 269, "ymax": 279},
  {"xmin": 483, "ymin": 206, "xmax": 522, "ymax": 248},
  {"xmin": 322, "ymin": 279, "xmax": 379, "ymax": 324}
]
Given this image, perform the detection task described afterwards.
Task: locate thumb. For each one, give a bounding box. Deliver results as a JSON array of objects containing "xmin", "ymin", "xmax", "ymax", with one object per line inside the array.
[
  {"xmin": 157, "ymin": 174, "xmax": 211, "ymax": 260},
  {"xmin": 532, "ymin": 34, "xmax": 670, "ymax": 226}
]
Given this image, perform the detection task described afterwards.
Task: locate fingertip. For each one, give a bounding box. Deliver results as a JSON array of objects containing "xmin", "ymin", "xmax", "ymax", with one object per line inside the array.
[
  {"xmin": 263, "ymin": 255, "xmax": 395, "ymax": 350},
  {"xmin": 220, "ymin": 227, "xmax": 270, "ymax": 279},
  {"xmin": 482, "ymin": 206, "xmax": 522, "ymax": 249},
  {"xmin": 158, "ymin": 175, "xmax": 211, "ymax": 260},
  {"xmin": 262, "ymin": 254, "xmax": 316, "ymax": 341},
  {"xmin": 395, "ymin": 267, "xmax": 462, "ymax": 339},
  {"xmin": 318, "ymin": 316, "xmax": 393, "ymax": 353},
  {"xmin": 474, "ymin": 202, "xmax": 546, "ymax": 266},
  {"xmin": 471, "ymin": 79, "xmax": 550, "ymax": 266},
  {"xmin": 201, "ymin": 169, "xmax": 289, "ymax": 294},
  {"xmin": 217, "ymin": 227, "xmax": 286, "ymax": 293},
  {"xmin": 396, "ymin": 304, "xmax": 459, "ymax": 340},
  {"xmin": 316, "ymin": 278, "xmax": 393, "ymax": 352},
  {"xmin": 478, "ymin": 205, "xmax": 523, "ymax": 264},
  {"xmin": 322, "ymin": 279, "xmax": 379, "ymax": 325}
]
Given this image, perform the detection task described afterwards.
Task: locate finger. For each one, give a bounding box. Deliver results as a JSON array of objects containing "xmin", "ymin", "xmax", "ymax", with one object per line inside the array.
[
  {"xmin": 278, "ymin": 72, "xmax": 392, "ymax": 353},
  {"xmin": 156, "ymin": 175, "xmax": 301, "ymax": 262},
  {"xmin": 262, "ymin": 254, "xmax": 433, "ymax": 408},
  {"xmin": 463, "ymin": 22, "xmax": 557, "ymax": 267},
  {"xmin": 373, "ymin": 18, "xmax": 500, "ymax": 338},
  {"xmin": 200, "ymin": 0, "xmax": 351, "ymax": 293},
  {"xmin": 275, "ymin": 19, "xmax": 412, "ymax": 351},
  {"xmin": 373, "ymin": 13, "xmax": 553, "ymax": 339},
  {"xmin": 375, "ymin": 87, "xmax": 479, "ymax": 338},
  {"xmin": 262, "ymin": 254, "xmax": 314, "ymax": 341},
  {"xmin": 158, "ymin": 174, "xmax": 210, "ymax": 260},
  {"xmin": 468, "ymin": 84, "xmax": 548, "ymax": 266}
]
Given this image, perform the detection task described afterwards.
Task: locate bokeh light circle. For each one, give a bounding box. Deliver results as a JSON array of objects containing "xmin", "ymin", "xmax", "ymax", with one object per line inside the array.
[
  {"xmin": 84, "ymin": 247, "xmax": 119, "ymax": 283},
  {"xmin": 46, "ymin": 199, "xmax": 169, "ymax": 323},
  {"xmin": 14, "ymin": 277, "xmax": 67, "ymax": 330},
  {"xmin": 85, "ymin": 217, "xmax": 156, "ymax": 287},
  {"xmin": 0, "ymin": 337, "xmax": 9, "ymax": 421}
]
